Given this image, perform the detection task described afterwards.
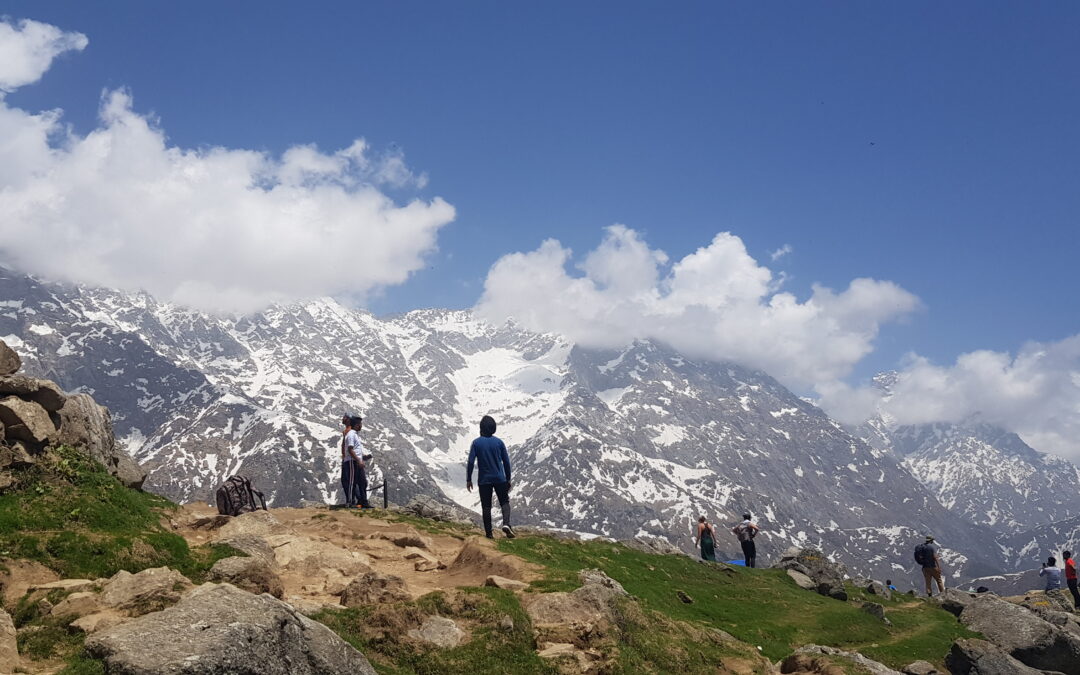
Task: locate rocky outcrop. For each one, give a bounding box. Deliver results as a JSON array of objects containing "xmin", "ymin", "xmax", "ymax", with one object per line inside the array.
[
  {"xmin": 955, "ymin": 593, "xmax": 1080, "ymax": 674},
  {"xmin": 86, "ymin": 583, "xmax": 378, "ymax": 675},
  {"xmin": 774, "ymin": 547, "xmax": 849, "ymax": 601},
  {"xmin": 401, "ymin": 494, "xmax": 475, "ymax": 525},
  {"xmin": 99, "ymin": 567, "xmax": 193, "ymax": 615},
  {"xmin": 0, "ymin": 338, "xmax": 145, "ymax": 490},
  {"xmin": 945, "ymin": 638, "xmax": 1047, "ymax": 675}
]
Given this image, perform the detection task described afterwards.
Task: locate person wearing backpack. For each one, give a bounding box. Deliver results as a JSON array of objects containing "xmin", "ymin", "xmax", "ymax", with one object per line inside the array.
[
  {"xmin": 1063, "ymin": 550, "xmax": 1079, "ymax": 608},
  {"xmin": 466, "ymin": 415, "xmax": 515, "ymax": 539},
  {"xmin": 914, "ymin": 535, "xmax": 945, "ymax": 596},
  {"xmin": 732, "ymin": 513, "xmax": 760, "ymax": 567},
  {"xmin": 695, "ymin": 516, "xmax": 717, "ymax": 561}
]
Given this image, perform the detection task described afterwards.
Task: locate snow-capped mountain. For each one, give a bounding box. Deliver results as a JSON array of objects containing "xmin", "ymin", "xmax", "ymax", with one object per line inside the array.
[
  {"xmin": 853, "ymin": 373, "xmax": 1080, "ymax": 534},
  {"xmin": 1, "ymin": 271, "xmax": 1005, "ymax": 583}
]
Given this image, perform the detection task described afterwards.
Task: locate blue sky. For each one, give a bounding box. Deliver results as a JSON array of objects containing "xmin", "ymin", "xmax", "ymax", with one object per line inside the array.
[{"xmin": 2, "ymin": 2, "xmax": 1079, "ymax": 417}]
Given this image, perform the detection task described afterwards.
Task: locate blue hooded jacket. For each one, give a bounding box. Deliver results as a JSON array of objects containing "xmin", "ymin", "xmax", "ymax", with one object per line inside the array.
[{"xmin": 467, "ymin": 435, "xmax": 511, "ymax": 486}]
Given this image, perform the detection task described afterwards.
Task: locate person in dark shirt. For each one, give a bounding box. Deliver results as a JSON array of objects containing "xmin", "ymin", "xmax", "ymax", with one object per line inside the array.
[{"xmin": 466, "ymin": 415, "xmax": 515, "ymax": 539}]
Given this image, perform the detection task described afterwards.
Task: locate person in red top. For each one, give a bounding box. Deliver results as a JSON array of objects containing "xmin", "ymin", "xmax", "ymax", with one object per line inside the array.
[{"xmin": 1064, "ymin": 550, "xmax": 1079, "ymax": 609}]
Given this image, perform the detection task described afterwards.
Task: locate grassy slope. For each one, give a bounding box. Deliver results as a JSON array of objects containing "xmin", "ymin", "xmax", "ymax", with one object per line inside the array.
[
  {"xmin": 0, "ymin": 447, "xmax": 237, "ymax": 673},
  {"xmin": 497, "ymin": 535, "xmax": 977, "ymax": 669}
]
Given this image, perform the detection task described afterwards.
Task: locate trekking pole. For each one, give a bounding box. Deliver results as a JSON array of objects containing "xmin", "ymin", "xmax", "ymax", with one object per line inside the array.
[{"xmin": 383, "ymin": 479, "xmax": 388, "ymax": 509}]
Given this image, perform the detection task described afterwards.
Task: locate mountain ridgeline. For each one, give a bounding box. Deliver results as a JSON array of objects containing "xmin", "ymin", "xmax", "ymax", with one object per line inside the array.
[{"xmin": 3, "ymin": 270, "xmax": 1077, "ymax": 586}]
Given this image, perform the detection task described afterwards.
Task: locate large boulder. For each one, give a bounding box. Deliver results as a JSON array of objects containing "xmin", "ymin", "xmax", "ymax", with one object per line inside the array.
[
  {"xmin": 57, "ymin": 393, "xmax": 145, "ymax": 489},
  {"xmin": 208, "ymin": 556, "xmax": 284, "ymax": 598},
  {"xmin": 774, "ymin": 547, "xmax": 848, "ymax": 601},
  {"xmin": 99, "ymin": 567, "xmax": 193, "ymax": 615},
  {"xmin": 0, "ymin": 340, "xmax": 20, "ymax": 377},
  {"xmin": 0, "ymin": 396, "xmax": 55, "ymax": 446},
  {"xmin": 957, "ymin": 593, "xmax": 1080, "ymax": 674},
  {"xmin": 0, "ymin": 608, "xmax": 17, "ymax": 675},
  {"xmin": 86, "ymin": 583, "xmax": 377, "ymax": 675},
  {"xmin": 263, "ymin": 534, "xmax": 371, "ymax": 577},
  {"xmin": 781, "ymin": 645, "xmax": 902, "ymax": 675},
  {"xmin": 524, "ymin": 571, "xmax": 627, "ymax": 646},
  {"xmin": 0, "ymin": 375, "xmax": 66, "ymax": 412},
  {"xmin": 946, "ymin": 638, "xmax": 1047, "ymax": 675},
  {"xmin": 214, "ymin": 510, "xmax": 286, "ymax": 540}
]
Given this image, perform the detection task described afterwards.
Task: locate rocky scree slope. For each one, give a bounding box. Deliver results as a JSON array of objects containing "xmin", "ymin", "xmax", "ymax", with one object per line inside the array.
[{"xmin": 1, "ymin": 272, "xmax": 1004, "ymax": 584}]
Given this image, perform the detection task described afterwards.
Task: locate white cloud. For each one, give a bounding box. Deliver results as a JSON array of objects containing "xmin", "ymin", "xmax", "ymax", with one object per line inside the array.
[
  {"xmin": 770, "ymin": 244, "xmax": 792, "ymax": 261},
  {"xmin": 475, "ymin": 226, "xmax": 919, "ymax": 388},
  {"xmin": 0, "ymin": 19, "xmax": 453, "ymax": 313},
  {"xmin": 0, "ymin": 18, "xmax": 87, "ymax": 92},
  {"xmin": 821, "ymin": 337, "xmax": 1080, "ymax": 461}
]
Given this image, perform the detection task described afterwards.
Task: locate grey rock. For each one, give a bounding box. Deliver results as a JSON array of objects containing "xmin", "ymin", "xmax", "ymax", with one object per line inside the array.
[
  {"xmin": 776, "ymin": 548, "xmax": 848, "ymax": 601},
  {"xmin": 939, "ymin": 588, "xmax": 979, "ymax": 617},
  {"xmin": 208, "ymin": 556, "xmax": 284, "ymax": 598},
  {"xmin": 57, "ymin": 393, "xmax": 145, "ymax": 489},
  {"xmin": 401, "ymin": 494, "xmax": 475, "ymax": 525},
  {"xmin": 0, "ymin": 339, "xmax": 19, "ymax": 377},
  {"xmin": 867, "ymin": 580, "xmax": 892, "ymax": 600},
  {"xmin": 0, "ymin": 607, "xmax": 17, "ymax": 674},
  {"xmin": 407, "ymin": 615, "xmax": 465, "ymax": 648},
  {"xmin": 958, "ymin": 593, "xmax": 1080, "ymax": 674},
  {"xmin": 86, "ymin": 583, "xmax": 377, "ymax": 675},
  {"xmin": 340, "ymin": 571, "xmax": 410, "ymax": 607},
  {"xmin": 946, "ymin": 638, "xmax": 1048, "ymax": 675},
  {"xmin": 901, "ymin": 660, "xmax": 939, "ymax": 675},
  {"xmin": 622, "ymin": 534, "xmax": 683, "ymax": 557},
  {"xmin": 786, "ymin": 645, "xmax": 902, "ymax": 675},
  {"xmin": 861, "ymin": 601, "xmax": 889, "ymax": 623},
  {"xmin": 0, "ymin": 396, "xmax": 55, "ymax": 446},
  {"xmin": 0, "ymin": 375, "xmax": 66, "ymax": 412},
  {"xmin": 213, "ymin": 534, "xmax": 276, "ymax": 565},
  {"xmin": 578, "ymin": 568, "xmax": 627, "ymax": 596},
  {"xmin": 99, "ymin": 567, "xmax": 193, "ymax": 614},
  {"xmin": 787, "ymin": 569, "xmax": 816, "ymax": 590}
]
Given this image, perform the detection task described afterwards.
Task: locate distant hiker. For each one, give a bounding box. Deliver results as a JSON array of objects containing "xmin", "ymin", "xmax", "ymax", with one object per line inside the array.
[
  {"xmin": 914, "ymin": 535, "xmax": 945, "ymax": 597},
  {"xmin": 696, "ymin": 516, "xmax": 717, "ymax": 562},
  {"xmin": 732, "ymin": 513, "xmax": 760, "ymax": 568},
  {"xmin": 341, "ymin": 415, "xmax": 370, "ymax": 508},
  {"xmin": 1063, "ymin": 550, "xmax": 1079, "ymax": 608},
  {"xmin": 466, "ymin": 415, "xmax": 515, "ymax": 539},
  {"xmin": 886, "ymin": 579, "xmax": 897, "ymax": 592},
  {"xmin": 1040, "ymin": 556, "xmax": 1063, "ymax": 591}
]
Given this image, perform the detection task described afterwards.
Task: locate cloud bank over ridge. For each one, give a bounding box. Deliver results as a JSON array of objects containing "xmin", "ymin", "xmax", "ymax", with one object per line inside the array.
[{"xmin": 0, "ymin": 18, "xmax": 454, "ymax": 314}]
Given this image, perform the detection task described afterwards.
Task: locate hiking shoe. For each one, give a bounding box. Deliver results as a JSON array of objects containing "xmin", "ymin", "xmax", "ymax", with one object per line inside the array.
[
  {"xmin": 485, "ymin": 532, "xmax": 495, "ymax": 539},
  {"xmin": 502, "ymin": 525, "xmax": 517, "ymax": 539}
]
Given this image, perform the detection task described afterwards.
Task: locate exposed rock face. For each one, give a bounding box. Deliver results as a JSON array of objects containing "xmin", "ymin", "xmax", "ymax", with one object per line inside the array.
[
  {"xmin": 774, "ymin": 547, "xmax": 849, "ymax": 601},
  {"xmin": 340, "ymin": 571, "xmax": 410, "ymax": 606},
  {"xmin": 0, "ymin": 608, "xmax": 17, "ymax": 675},
  {"xmin": 0, "ymin": 375, "xmax": 66, "ymax": 412},
  {"xmin": 957, "ymin": 593, "xmax": 1080, "ymax": 674},
  {"xmin": 208, "ymin": 556, "xmax": 284, "ymax": 598},
  {"xmin": 58, "ymin": 393, "xmax": 145, "ymax": 489},
  {"xmin": 86, "ymin": 583, "xmax": 378, "ymax": 675},
  {"xmin": 945, "ymin": 638, "xmax": 1047, "ymax": 675}
]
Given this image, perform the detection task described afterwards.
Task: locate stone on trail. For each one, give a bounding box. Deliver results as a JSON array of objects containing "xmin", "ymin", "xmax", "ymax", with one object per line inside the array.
[
  {"xmin": 86, "ymin": 583, "xmax": 378, "ymax": 675},
  {"xmin": 70, "ymin": 611, "xmax": 125, "ymax": 634},
  {"xmin": 213, "ymin": 534, "xmax": 276, "ymax": 565},
  {"xmin": 783, "ymin": 645, "xmax": 902, "ymax": 675},
  {"xmin": 407, "ymin": 615, "xmax": 466, "ymax": 648},
  {"xmin": 50, "ymin": 591, "xmax": 102, "ymax": 618},
  {"xmin": 340, "ymin": 571, "xmax": 410, "ymax": 606},
  {"xmin": 263, "ymin": 533, "xmax": 371, "ymax": 577},
  {"xmin": 215, "ymin": 510, "xmax": 284, "ymax": 539},
  {"xmin": 901, "ymin": 660, "xmax": 940, "ymax": 675},
  {"xmin": 208, "ymin": 556, "xmax": 284, "ymax": 598},
  {"xmin": 0, "ymin": 608, "xmax": 17, "ymax": 675},
  {"xmin": 946, "ymin": 638, "xmax": 1048, "ymax": 675},
  {"xmin": 484, "ymin": 575, "xmax": 529, "ymax": 591},
  {"xmin": 389, "ymin": 528, "xmax": 434, "ymax": 551}
]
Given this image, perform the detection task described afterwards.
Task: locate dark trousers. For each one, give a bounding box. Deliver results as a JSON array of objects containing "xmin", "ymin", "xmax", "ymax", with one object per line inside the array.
[
  {"xmin": 741, "ymin": 539, "xmax": 757, "ymax": 568},
  {"xmin": 353, "ymin": 461, "xmax": 369, "ymax": 508},
  {"xmin": 341, "ymin": 460, "xmax": 358, "ymax": 507},
  {"xmin": 479, "ymin": 482, "xmax": 511, "ymax": 535},
  {"xmin": 1069, "ymin": 578, "xmax": 1080, "ymax": 608}
]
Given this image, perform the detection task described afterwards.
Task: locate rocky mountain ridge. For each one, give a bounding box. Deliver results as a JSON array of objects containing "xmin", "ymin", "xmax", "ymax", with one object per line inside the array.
[{"xmin": 0, "ymin": 271, "xmax": 1020, "ymax": 584}]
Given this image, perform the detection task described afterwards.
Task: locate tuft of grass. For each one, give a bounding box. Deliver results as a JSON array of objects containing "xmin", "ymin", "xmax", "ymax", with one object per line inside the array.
[
  {"xmin": 498, "ymin": 535, "xmax": 977, "ymax": 669},
  {"xmin": 0, "ymin": 446, "xmax": 240, "ymax": 581}
]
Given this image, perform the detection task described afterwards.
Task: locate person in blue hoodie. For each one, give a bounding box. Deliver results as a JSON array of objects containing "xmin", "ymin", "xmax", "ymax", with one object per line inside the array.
[{"xmin": 466, "ymin": 415, "xmax": 515, "ymax": 539}]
